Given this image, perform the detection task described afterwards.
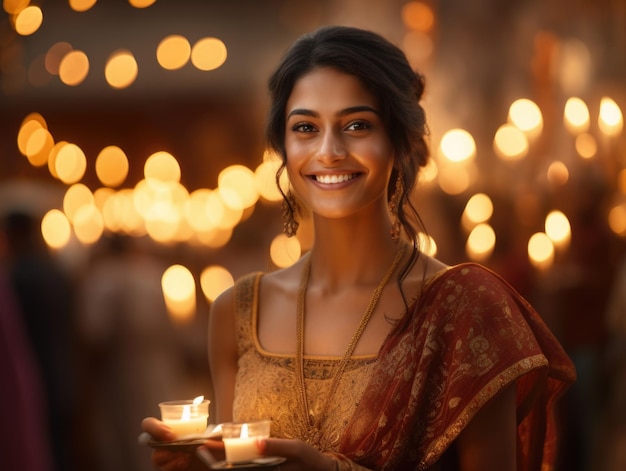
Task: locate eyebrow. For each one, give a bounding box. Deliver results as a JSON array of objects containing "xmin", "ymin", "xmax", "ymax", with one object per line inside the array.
[{"xmin": 287, "ymin": 105, "xmax": 379, "ymax": 119}]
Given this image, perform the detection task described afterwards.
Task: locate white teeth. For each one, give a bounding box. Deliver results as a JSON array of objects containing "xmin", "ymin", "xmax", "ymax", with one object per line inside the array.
[{"xmin": 315, "ymin": 173, "xmax": 356, "ymax": 184}]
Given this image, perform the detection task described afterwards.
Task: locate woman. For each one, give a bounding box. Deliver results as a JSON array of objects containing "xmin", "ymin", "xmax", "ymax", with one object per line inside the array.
[{"xmin": 143, "ymin": 25, "xmax": 576, "ymax": 470}]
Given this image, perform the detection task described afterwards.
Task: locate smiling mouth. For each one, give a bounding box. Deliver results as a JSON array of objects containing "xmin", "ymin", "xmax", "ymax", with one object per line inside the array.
[{"xmin": 313, "ymin": 173, "xmax": 359, "ymax": 184}]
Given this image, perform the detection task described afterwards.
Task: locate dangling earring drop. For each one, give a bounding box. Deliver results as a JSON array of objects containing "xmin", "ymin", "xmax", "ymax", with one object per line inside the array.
[
  {"xmin": 389, "ymin": 175, "xmax": 403, "ymax": 241},
  {"xmin": 282, "ymin": 191, "xmax": 299, "ymax": 237}
]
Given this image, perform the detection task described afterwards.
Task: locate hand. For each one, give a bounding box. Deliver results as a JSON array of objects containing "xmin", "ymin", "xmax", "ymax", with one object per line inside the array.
[
  {"xmin": 141, "ymin": 417, "xmax": 203, "ymax": 471},
  {"xmin": 258, "ymin": 438, "xmax": 336, "ymax": 471}
]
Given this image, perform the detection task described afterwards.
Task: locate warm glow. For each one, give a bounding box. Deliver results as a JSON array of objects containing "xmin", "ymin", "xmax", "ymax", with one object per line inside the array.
[
  {"xmin": 546, "ymin": 161, "xmax": 569, "ymax": 186},
  {"xmin": 14, "ymin": 5, "xmax": 43, "ymax": 36},
  {"xmin": 270, "ymin": 234, "xmax": 302, "ymax": 268},
  {"xmin": 402, "ymin": 31, "xmax": 433, "ymax": 66},
  {"xmin": 575, "ymin": 133, "xmax": 597, "ymax": 159},
  {"xmin": 55, "ymin": 143, "xmax": 87, "ymax": 184},
  {"xmin": 96, "ymin": 145, "xmax": 129, "ymax": 187},
  {"xmin": 528, "ymin": 232, "xmax": 554, "ymax": 270},
  {"xmin": 463, "ymin": 193, "xmax": 494, "ymax": 225},
  {"xmin": 218, "ymin": 165, "xmax": 259, "ymax": 209},
  {"xmin": 254, "ymin": 159, "xmax": 283, "ymax": 202},
  {"xmin": 41, "ymin": 209, "xmax": 72, "ymax": 249},
  {"xmin": 214, "ymin": 194, "xmax": 243, "ymax": 230},
  {"xmin": 144, "ymin": 151, "xmax": 181, "ymax": 184},
  {"xmin": 129, "ymin": 0, "xmax": 157, "ymax": 7},
  {"xmin": 157, "ymin": 35, "xmax": 191, "ymax": 70},
  {"xmin": 45, "ymin": 42, "xmax": 73, "ymax": 75},
  {"xmin": 598, "ymin": 97, "xmax": 623, "ymax": 136},
  {"xmin": 17, "ymin": 117, "xmax": 46, "ymax": 156},
  {"xmin": 24, "ymin": 126, "xmax": 54, "ymax": 167},
  {"xmin": 185, "ymin": 189, "xmax": 215, "ymax": 232},
  {"xmin": 93, "ymin": 187, "xmax": 114, "ymax": 212},
  {"xmin": 439, "ymin": 129, "xmax": 476, "ymax": 162},
  {"xmin": 59, "ymin": 50, "xmax": 90, "ymax": 86},
  {"xmin": 204, "ymin": 190, "xmax": 226, "ymax": 227},
  {"xmin": 73, "ymin": 204, "xmax": 104, "ymax": 245},
  {"xmin": 466, "ymin": 223, "xmax": 496, "ymax": 261},
  {"xmin": 4, "ymin": 0, "xmax": 30, "ymax": 15},
  {"xmin": 63, "ymin": 183, "xmax": 95, "ymax": 223},
  {"xmin": 162, "ymin": 265, "xmax": 196, "ymax": 322},
  {"xmin": 191, "ymin": 37, "xmax": 228, "ymax": 71},
  {"xmin": 195, "ymin": 227, "xmax": 232, "ymax": 248},
  {"xmin": 493, "ymin": 123, "xmax": 528, "ymax": 160},
  {"xmin": 419, "ymin": 157, "xmax": 438, "ymax": 184},
  {"xmin": 608, "ymin": 204, "xmax": 626, "ymax": 236},
  {"xmin": 102, "ymin": 189, "xmax": 145, "ymax": 236},
  {"xmin": 563, "ymin": 97, "xmax": 590, "ymax": 134},
  {"xmin": 105, "ymin": 50, "xmax": 138, "ymax": 89},
  {"xmin": 557, "ymin": 39, "xmax": 592, "ymax": 94},
  {"xmin": 69, "ymin": 0, "xmax": 97, "ymax": 12},
  {"xmin": 508, "ymin": 98, "xmax": 543, "ymax": 139},
  {"xmin": 200, "ymin": 265, "xmax": 234, "ymax": 303},
  {"xmin": 401, "ymin": 1, "xmax": 435, "ymax": 32},
  {"xmin": 133, "ymin": 180, "xmax": 188, "ymax": 243},
  {"xmin": 437, "ymin": 164, "xmax": 471, "ymax": 195},
  {"xmin": 545, "ymin": 210, "xmax": 571, "ymax": 249},
  {"xmin": 48, "ymin": 141, "xmax": 68, "ymax": 179},
  {"xmin": 417, "ymin": 232, "xmax": 437, "ymax": 257}
]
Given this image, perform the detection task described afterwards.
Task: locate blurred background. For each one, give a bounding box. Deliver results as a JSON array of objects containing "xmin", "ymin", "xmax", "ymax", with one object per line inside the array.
[{"xmin": 1, "ymin": 0, "xmax": 625, "ymax": 470}]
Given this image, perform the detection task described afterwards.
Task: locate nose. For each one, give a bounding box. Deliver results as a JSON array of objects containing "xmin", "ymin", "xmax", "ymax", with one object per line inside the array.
[{"xmin": 317, "ymin": 129, "xmax": 346, "ymax": 163}]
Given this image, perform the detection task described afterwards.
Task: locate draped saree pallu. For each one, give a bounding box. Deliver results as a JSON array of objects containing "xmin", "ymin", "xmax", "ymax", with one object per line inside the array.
[{"xmin": 232, "ymin": 263, "xmax": 576, "ymax": 471}]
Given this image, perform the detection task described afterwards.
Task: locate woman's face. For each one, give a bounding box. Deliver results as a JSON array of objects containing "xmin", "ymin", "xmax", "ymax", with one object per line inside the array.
[{"xmin": 284, "ymin": 67, "xmax": 394, "ymax": 221}]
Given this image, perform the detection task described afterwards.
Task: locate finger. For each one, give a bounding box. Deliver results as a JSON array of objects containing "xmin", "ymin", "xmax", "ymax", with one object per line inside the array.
[
  {"xmin": 258, "ymin": 438, "xmax": 303, "ymax": 460},
  {"xmin": 142, "ymin": 417, "xmax": 176, "ymax": 441}
]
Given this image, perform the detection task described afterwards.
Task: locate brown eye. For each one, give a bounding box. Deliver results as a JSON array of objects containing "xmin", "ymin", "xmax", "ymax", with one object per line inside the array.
[
  {"xmin": 345, "ymin": 120, "xmax": 371, "ymax": 131},
  {"xmin": 292, "ymin": 123, "xmax": 316, "ymax": 132}
]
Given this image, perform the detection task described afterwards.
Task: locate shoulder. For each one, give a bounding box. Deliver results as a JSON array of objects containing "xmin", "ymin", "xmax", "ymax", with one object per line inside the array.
[
  {"xmin": 431, "ymin": 262, "xmax": 519, "ymax": 297},
  {"xmin": 423, "ymin": 262, "xmax": 535, "ymax": 324}
]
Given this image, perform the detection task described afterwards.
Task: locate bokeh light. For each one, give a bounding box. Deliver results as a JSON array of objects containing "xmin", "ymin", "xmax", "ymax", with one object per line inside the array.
[
  {"xmin": 14, "ymin": 5, "xmax": 43, "ymax": 36},
  {"xmin": 191, "ymin": 37, "xmax": 228, "ymax": 71},
  {"xmin": 157, "ymin": 35, "xmax": 191, "ymax": 70},
  {"xmin": 439, "ymin": 129, "xmax": 476, "ymax": 162},
  {"xmin": 200, "ymin": 265, "xmax": 234, "ymax": 303},
  {"xmin": 41, "ymin": 209, "xmax": 72, "ymax": 249},
  {"xmin": 162, "ymin": 264, "xmax": 196, "ymax": 322},
  {"xmin": 59, "ymin": 50, "xmax": 90, "ymax": 86},
  {"xmin": 96, "ymin": 145, "xmax": 129, "ymax": 187},
  {"xmin": 270, "ymin": 233, "xmax": 301, "ymax": 268},
  {"xmin": 564, "ymin": 97, "xmax": 590, "ymax": 134},
  {"xmin": 105, "ymin": 50, "xmax": 138, "ymax": 89}
]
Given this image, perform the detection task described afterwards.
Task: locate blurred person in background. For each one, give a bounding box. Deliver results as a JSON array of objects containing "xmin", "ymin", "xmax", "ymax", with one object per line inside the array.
[
  {"xmin": 78, "ymin": 234, "xmax": 200, "ymax": 471},
  {"xmin": 0, "ymin": 218, "xmax": 54, "ymax": 471},
  {"xmin": 1, "ymin": 210, "xmax": 79, "ymax": 471}
]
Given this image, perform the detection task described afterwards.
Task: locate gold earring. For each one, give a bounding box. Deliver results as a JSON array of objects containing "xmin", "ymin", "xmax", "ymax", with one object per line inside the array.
[
  {"xmin": 282, "ymin": 191, "xmax": 299, "ymax": 237},
  {"xmin": 389, "ymin": 175, "xmax": 402, "ymax": 241}
]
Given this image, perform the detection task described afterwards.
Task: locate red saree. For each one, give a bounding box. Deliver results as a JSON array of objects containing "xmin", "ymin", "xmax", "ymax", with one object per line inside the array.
[{"xmin": 338, "ymin": 263, "xmax": 576, "ymax": 470}]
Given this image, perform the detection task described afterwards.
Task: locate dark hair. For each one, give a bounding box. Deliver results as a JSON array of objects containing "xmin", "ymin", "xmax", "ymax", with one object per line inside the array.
[{"xmin": 267, "ymin": 26, "xmax": 430, "ymax": 273}]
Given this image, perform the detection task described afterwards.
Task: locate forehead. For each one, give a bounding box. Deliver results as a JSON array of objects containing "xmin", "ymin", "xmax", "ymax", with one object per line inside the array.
[{"xmin": 286, "ymin": 67, "xmax": 378, "ymax": 112}]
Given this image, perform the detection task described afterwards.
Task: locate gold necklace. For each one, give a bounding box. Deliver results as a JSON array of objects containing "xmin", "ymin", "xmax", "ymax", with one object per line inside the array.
[{"xmin": 295, "ymin": 245, "xmax": 406, "ymax": 449}]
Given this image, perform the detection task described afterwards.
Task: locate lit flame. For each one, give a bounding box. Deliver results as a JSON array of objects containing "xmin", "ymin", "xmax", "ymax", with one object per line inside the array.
[
  {"xmin": 181, "ymin": 405, "xmax": 190, "ymax": 421},
  {"xmin": 241, "ymin": 423, "xmax": 249, "ymax": 439},
  {"xmin": 193, "ymin": 395, "xmax": 204, "ymax": 405}
]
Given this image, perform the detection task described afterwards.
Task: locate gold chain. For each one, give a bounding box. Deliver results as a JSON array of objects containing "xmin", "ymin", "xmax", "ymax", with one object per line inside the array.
[{"xmin": 295, "ymin": 245, "xmax": 406, "ymax": 448}]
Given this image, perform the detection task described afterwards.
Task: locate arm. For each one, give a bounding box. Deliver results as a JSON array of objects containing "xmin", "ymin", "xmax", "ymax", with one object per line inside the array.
[
  {"xmin": 455, "ymin": 383, "xmax": 517, "ymax": 471},
  {"xmin": 208, "ymin": 286, "xmax": 238, "ymax": 424}
]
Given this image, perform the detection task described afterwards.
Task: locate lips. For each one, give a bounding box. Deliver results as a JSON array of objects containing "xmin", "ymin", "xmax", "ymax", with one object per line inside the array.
[{"xmin": 312, "ymin": 173, "xmax": 359, "ymax": 184}]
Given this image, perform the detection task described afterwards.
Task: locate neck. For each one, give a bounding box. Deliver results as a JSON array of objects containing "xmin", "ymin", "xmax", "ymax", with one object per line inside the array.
[{"xmin": 307, "ymin": 216, "xmax": 405, "ymax": 291}]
